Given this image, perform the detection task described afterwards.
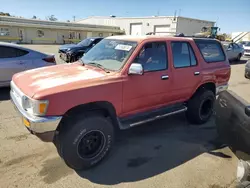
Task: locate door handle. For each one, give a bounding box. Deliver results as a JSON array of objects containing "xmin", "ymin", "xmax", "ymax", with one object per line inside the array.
[
  {"xmin": 194, "ymin": 72, "xmax": 200, "ymax": 76},
  {"xmin": 18, "ymin": 62, "xmax": 25, "ymax": 65},
  {"xmin": 161, "ymin": 75, "xmax": 169, "ymax": 80}
]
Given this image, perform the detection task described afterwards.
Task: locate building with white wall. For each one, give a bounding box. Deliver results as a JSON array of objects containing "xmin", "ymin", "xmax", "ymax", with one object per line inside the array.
[
  {"xmin": 77, "ymin": 16, "xmax": 215, "ymax": 36},
  {"xmin": 0, "ymin": 16, "xmax": 124, "ymax": 44}
]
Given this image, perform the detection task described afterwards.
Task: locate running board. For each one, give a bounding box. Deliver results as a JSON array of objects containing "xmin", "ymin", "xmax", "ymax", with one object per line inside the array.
[
  {"xmin": 129, "ymin": 107, "xmax": 187, "ymax": 127},
  {"xmin": 118, "ymin": 104, "xmax": 187, "ymax": 130}
]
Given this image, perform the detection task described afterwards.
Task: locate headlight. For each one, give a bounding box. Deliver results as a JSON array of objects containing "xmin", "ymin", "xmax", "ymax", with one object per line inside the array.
[{"xmin": 22, "ymin": 96, "xmax": 49, "ymax": 116}]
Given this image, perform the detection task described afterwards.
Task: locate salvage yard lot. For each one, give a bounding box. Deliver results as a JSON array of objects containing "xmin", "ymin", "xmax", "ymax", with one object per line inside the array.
[{"xmin": 0, "ymin": 45, "xmax": 249, "ymax": 188}]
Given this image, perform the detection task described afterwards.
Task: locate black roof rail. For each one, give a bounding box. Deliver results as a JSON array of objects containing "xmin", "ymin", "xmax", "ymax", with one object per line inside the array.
[{"xmin": 145, "ymin": 32, "xmax": 217, "ymax": 40}]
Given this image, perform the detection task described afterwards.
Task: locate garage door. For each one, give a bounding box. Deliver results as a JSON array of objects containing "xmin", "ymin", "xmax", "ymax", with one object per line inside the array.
[
  {"xmin": 154, "ymin": 25, "xmax": 171, "ymax": 35},
  {"xmin": 130, "ymin": 23, "xmax": 142, "ymax": 36}
]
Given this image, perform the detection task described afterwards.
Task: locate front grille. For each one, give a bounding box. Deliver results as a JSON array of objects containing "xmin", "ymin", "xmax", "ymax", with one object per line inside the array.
[{"xmin": 245, "ymin": 50, "xmax": 250, "ymax": 53}]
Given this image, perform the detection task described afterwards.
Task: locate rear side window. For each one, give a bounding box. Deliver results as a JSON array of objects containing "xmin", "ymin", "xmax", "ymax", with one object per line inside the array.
[
  {"xmin": 171, "ymin": 42, "xmax": 197, "ymax": 68},
  {"xmin": 0, "ymin": 46, "xmax": 29, "ymax": 58},
  {"xmin": 194, "ymin": 40, "xmax": 225, "ymax": 63}
]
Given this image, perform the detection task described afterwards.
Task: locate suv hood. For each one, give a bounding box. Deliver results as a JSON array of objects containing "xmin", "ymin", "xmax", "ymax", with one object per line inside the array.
[
  {"xmin": 12, "ymin": 63, "xmax": 106, "ymax": 98},
  {"xmin": 244, "ymin": 46, "xmax": 250, "ymax": 50}
]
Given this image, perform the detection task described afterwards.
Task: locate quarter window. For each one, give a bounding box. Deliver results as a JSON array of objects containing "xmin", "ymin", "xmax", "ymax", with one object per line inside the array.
[
  {"xmin": 171, "ymin": 42, "xmax": 197, "ymax": 68},
  {"xmin": 195, "ymin": 39, "xmax": 226, "ymax": 63},
  {"xmin": 0, "ymin": 46, "xmax": 29, "ymax": 58},
  {"xmin": 134, "ymin": 42, "xmax": 168, "ymax": 71}
]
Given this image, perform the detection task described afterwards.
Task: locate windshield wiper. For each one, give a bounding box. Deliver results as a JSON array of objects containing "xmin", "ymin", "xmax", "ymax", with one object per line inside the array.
[{"xmin": 87, "ymin": 62, "xmax": 110, "ymax": 73}]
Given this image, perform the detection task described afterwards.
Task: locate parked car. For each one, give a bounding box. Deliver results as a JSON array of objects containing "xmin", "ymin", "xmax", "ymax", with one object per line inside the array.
[
  {"xmin": 243, "ymin": 42, "xmax": 250, "ymax": 56},
  {"xmin": 0, "ymin": 42, "xmax": 56, "ymax": 87},
  {"xmin": 222, "ymin": 41, "xmax": 244, "ymax": 61},
  {"xmin": 238, "ymin": 41, "xmax": 250, "ymax": 48},
  {"xmin": 245, "ymin": 60, "xmax": 250, "ymax": 79},
  {"xmin": 215, "ymin": 90, "xmax": 250, "ymax": 187},
  {"xmin": 10, "ymin": 36, "xmax": 231, "ymax": 170},
  {"xmin": 58, "ymin": 37, "xmax": 103, "ymax": 63}
]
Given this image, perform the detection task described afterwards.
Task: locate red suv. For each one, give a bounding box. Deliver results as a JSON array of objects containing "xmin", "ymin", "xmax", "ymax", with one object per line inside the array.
[{"xmin": 10, "ymin": 35, "xmax": 231, "ymax": 170}]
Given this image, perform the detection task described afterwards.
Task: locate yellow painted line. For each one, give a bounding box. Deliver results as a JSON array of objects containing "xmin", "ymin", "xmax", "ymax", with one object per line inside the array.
[
  {"xmin": 64, "ymin": 39, "xmax": 81, "ymax": 42},
  {"xmin": 32, "ymin": 38, "xmax": 56, "ymax": 41},
  {"xmin": 0, "ymin": 37, "xmax": 21, "ymax": 40}
]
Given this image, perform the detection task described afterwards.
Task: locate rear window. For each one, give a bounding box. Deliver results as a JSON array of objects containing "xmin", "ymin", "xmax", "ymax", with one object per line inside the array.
[{"xmin": 194, "ymin": 39, "xmax": 226, "ymax": 63}]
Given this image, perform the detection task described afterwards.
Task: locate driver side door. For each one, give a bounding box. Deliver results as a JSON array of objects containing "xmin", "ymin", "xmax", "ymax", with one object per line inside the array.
[{"xmin": 122, "ymin": 41, "xmax": 173, "ymax": 117}]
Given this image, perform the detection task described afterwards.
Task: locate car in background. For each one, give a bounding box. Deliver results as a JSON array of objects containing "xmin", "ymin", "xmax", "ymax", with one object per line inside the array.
[
  {"xmin": 0, "ymin": 42, "xmax": 56, "ymax": 87},
  {"xmin": 243, "ymin": 42, "xmax": 250, "ymax": 56},
  {"xmin": 245, "ymin": 60, "xmax": 250, "ymax": 79},
  {"xmin": 222, "ymin": 42, "xmax": 244, "ymax": 61},
  {"xmin": 215, "ymin": 90, "xmax": 250, "ymax": 187},
  {"xmin": 58, "ymin": 37, "xmax": 103, "ymax": 63}
]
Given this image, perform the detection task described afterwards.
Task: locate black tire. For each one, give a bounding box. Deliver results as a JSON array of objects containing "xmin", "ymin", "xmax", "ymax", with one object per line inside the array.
[
  {"xmin": 57, "ymin": 114, "xmax": 114, "ymax": 170},
  {"xmin": 186, "ymin": 89, "xmax": 215, "ymax": 124},
  {"xmin": 237, "ymin": 53, "xmax": 242, "ymax": 61}
]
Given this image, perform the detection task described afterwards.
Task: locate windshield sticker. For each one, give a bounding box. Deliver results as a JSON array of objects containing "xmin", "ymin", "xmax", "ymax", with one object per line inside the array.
[{"xmin": 115, "ymin": 44, "xmax": 132, "ymax": 51}]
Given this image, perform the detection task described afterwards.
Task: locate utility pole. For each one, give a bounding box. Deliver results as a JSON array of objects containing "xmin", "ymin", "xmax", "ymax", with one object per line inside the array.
[{"xmin": 73, "ymin": 16, "xmax": 76, "ymax": 22}]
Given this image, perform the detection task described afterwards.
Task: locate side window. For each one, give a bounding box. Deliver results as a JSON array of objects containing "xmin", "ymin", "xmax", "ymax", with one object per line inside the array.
[
  {"xmin": 0, "ymin": 46, "xmax": 28, "ymax": 58},
  {"xmin": 195, "ymin": 39, "xmax": 226, "ymax": 63},
  {"xmin": 171, "ymin": 42, "xmax": 197, "ymax": 68},
  {"xmin": 233, "ymin": 43, "xmax": 239, "ymax": 49},
  {"xmin": 134, "ymin": 42, "xmax": 167, "ymax": 72}
]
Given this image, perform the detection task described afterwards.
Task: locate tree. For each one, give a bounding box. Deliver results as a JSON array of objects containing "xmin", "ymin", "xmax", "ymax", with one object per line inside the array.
[
  {"xmin": 0, "ymin": 12, "xmax": 10, "ymax": 16},
  {"xmin": 46, "ymin": 15, "xmax": 58, "ymax": 21},
  {"xmin": 67, "ymin": 20, "xmax": 70, "ymax": 22},
  {"xmin": 32, "ymin": 15, "xmax": 37, "ymax": 19}
]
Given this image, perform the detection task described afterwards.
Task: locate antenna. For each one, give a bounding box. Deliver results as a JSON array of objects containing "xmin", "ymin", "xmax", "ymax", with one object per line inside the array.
[
  {"xmin": 157, "ymin": 9, "xmax": 160, "ymax": 16},
  {"xmin": 174, "ymin": 10, "xmax": 177, "ymax": 21}
]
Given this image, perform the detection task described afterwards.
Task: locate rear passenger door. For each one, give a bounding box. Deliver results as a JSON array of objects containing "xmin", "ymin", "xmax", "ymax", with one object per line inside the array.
[
  {"xmin": 0, "ymin": 46, "xmax": 28, "ymax": 83},
  {"xmin": 170, "ymin": 41, "xmax": 202, "ymax": 102}
]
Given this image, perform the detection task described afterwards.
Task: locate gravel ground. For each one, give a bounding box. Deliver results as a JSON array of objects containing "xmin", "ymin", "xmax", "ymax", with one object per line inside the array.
[{"xmin": 0, "ymin": 45, "xmax": 249, "ymax": 188}]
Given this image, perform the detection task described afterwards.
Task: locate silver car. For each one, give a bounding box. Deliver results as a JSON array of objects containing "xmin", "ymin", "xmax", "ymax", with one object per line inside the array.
[
  {"xmin": 0, "ymin": 42, "xmax": 56, "ymax": 87},
  {"xmin": 222, "ymin": 42, "xmax": 244, "ymax": 61}
]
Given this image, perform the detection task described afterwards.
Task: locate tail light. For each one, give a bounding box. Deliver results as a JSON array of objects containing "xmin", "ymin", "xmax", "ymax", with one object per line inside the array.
[{"xmin": 43, "ymin": 56, "xmax": 56, "ymax": 64}]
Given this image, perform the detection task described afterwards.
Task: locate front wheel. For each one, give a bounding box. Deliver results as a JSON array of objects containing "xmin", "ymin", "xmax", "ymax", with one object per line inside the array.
[
  {"xmin": 57, "ymin": 114, "xmax": 114, "ymax": 170},
  {"xmin": 186, "ymin": 89, "xmax": 215, "ymax": 124},
  {"xmin": 237, "ymin": 53, "xmax": 242, "ymax": 61}
]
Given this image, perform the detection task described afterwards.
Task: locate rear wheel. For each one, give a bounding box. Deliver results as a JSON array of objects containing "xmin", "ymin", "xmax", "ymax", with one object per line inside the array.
[
  {"xmin": 186, "ymin": 89, "xmax": 215, "ymax": 124},
  {"xmin": 55, "ymin": 114, "xmax": 114, "ymax": 170}
]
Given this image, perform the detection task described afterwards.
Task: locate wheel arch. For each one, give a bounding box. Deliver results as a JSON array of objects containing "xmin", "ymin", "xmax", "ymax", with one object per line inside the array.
[
  {"xmin": 57, "ymin": 101, "xmax": 119, "ymax": 132},
  {"xmin": 191, "ymin": 82, "xmax": 216, "ymax": 99}
]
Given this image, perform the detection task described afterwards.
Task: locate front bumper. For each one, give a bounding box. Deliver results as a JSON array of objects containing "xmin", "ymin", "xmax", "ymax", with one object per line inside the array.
[{"xmin": 10, "ymin": 82, "xmax": 62, "ymax": 142}]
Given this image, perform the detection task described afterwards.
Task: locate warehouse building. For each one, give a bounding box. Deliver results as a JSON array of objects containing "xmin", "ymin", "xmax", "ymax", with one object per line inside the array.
[
  {"xmin": 77, "ymin": 16, "xmax": 215, "ymax": 36},
  {"xmin": 0, "ymin": 16, "xmax": 124, "ymax": 44}
]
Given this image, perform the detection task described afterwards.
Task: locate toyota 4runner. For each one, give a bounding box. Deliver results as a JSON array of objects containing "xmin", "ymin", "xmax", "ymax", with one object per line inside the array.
[{"xmin": 10, "ymin": 35, "xmax": 231, "ymax": 170}]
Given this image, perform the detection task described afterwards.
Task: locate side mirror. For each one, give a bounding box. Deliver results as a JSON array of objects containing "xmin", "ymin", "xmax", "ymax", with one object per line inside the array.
[
  {"xmin": 245, "ymin": 106, "xmax": 250, "ymax": 117},
  {"xmin": 128, "ymin": 63, "xmax": 143, "ymax": 75}
]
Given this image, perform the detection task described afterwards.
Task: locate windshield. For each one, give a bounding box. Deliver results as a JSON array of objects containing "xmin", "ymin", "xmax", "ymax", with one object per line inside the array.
[
  {"xmin": 81, "ymin": 39, "xmax": 137, "ymax": 71},
  {"xmin": 77, "ymin": 38, "xmax": 93, "ymax": 47}
]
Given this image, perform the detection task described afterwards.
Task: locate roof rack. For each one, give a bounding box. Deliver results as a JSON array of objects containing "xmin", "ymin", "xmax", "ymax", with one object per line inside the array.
[{"xmin": 146, "ymin": 31, "xmax": 217, "ymax": 39}]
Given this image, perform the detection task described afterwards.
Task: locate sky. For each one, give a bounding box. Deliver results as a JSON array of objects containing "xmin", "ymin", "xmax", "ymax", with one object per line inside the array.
[{"xmin": 0, "ymin": 0, "xmax": 249, "ymax": 33}]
